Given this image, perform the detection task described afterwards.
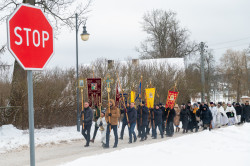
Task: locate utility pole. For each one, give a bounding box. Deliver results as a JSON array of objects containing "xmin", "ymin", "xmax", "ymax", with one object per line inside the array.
[{"xmin": 200, "ymin": 42, "xmax": 205, "ymax": 103}]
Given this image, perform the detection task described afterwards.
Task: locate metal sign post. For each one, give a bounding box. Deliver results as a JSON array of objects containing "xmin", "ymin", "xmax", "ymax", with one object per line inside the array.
[{"xmin": 27, "ymin": 70, "xmax": 35, "ymax": 166}]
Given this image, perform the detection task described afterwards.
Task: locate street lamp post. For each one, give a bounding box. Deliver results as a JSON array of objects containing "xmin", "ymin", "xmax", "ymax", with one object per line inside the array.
[{"xmin": 75, "ymin": 13, "xmax": 90, "ymax": 132}]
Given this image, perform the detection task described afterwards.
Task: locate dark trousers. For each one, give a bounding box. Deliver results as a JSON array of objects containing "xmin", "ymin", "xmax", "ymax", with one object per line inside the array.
[
  {"xmin": 151, "ymin": 119, "xmax": 154, "ymax": 136},
  {"xmin": 152, "ymin": 123, "xmax": 163, "ymax": 138},
  {"xmin": 162, "ymin": 120, "xmax": 166, "ymax": 134},
  {"xmin": 188, "ymin": 120, "xmax": 198, "ymax": 132},
  {"xmin": 82, "ymin": 124, "xmax": 91, "ymax": 145},
  {"xmin": 106, "ymin": 124, "xmax": 118, "ymax": 147},
  {"xmin": 146, "ymin": 121, "xmax": 150, "ymax": 134},
  {"xmin": 137, "ymin": 119, "xmax": 141, "ymax": 137},
  {"xmin": 140, "ymin": 125, "xmax": 147, "ymax": 140},
  {"xmin": 92, "ymin": 124, "xmax": 99, "ymax": 140},
  {"xmin": 129, "ymin": 122, "xmax": 137, "ymax": 143},
  {"xmin": 120, "ymin": 122, "xmax": 127, "ymax": 139},
  {"xmin": 166, "ymin": 121, "xmax": 174, "ymax": 136}
]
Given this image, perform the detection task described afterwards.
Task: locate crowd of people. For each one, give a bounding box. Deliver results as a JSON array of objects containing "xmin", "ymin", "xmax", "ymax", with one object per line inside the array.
[{"xmin": 80, "ymin": 100, "xmax": 250, "ymax": 148}]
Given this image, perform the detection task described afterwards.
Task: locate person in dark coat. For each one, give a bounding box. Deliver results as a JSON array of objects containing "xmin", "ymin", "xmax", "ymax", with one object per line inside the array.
[
  {"xmin": 180, "ymin": 104, "xmax": 190, "ymax": 133},
  {"xmin": 148, "ymin": 108, "xmax": 155, "ymax": 137},
  {"xmin": 166, "ymin": 107, "xmax": 176, "ymax": 137},
  {"xmin": 189, "ymin": 103, "xmax": 199, "ymax": 132},
  {"xmin": 127, "ymin": 102, "xmax": 137, "ymax": 143},
  {"xmin": 159, "ymin": 103, "xmax": 166, "ymax": 134},
  {"xmin": 200, "ymin": 105, "xmax": 213, "ymax": 130},
  {"xmin": 137, "ymin": 101, "xmax": 149, "ymax": 141},
  {"xmin": 152, "ymin": 104, "xmax": 164, "ymax": 139},
  {"xmin": 119, "ymin": 103, "xmax": 129, "ymax": 140},
  {"xmin": 235, "ymin": 103, "xmax": 242, "ymax": 124},
  {"xmin": 186, "ymin": 102, "xmax": 196, "ymax": 132},
  {"xmin": 243, "ymin": 101, "xmax": 250, "ymax": 123},
  {"xmin": 80, "ymin": 102, "xmax": 93, "ymax": 147}
]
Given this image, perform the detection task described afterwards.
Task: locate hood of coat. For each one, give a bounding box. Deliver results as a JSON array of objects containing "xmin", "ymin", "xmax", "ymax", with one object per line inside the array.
[{"xmin": 109, "ymin": 99, "xmax": 116, "ymax": 107}]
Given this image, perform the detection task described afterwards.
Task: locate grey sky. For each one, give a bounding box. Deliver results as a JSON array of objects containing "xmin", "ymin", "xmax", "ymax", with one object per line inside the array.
[{"xmin": 1, "ymin": 0, "xmax": 250, "ymax": 69}]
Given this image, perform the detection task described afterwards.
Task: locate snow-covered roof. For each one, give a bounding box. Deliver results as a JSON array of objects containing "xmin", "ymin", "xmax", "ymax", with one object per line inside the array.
[{"xmin": 118, "ymin": 58, "xmax": 185, "ymax": 71}]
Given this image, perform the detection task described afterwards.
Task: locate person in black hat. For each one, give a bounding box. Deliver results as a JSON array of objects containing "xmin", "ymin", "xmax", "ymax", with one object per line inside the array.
[
  {"xmin": 235, "ymin": 103, "xmax": 242, "ymax": 124},
  {"xmin": 152, "ymin": 104, "xmax": 164, "ymax": 139},
  {"xmin": 159, "ymin": 103, "xmax": 166, "ymax": 134},
  {"xmin": 137, "ymin": 101, "xmax": 149, "ymax": 141},
  {"xmin": 243, "ymin": 101, "xmax": 250, "ymax": 123},
  {"xmin": 180, "ymin": 104, "xmax": 190, "ymax": 133},
  {"xmin": 166, "ymin": 106, "xmax": 176, "ymax": 136}
]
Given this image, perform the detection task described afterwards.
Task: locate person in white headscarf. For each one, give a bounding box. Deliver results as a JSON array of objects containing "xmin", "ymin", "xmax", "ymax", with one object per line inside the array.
[
  {"xmin": 209, "ymin": 102, "xmax": 218, "ymax": 128},
  {"xmin": 225, "ymin": 101, "xmax": 238, "ymax": 126},
  {"xmin": 217, "ymin": 102, "xmax": 228, "ymax": 126}
]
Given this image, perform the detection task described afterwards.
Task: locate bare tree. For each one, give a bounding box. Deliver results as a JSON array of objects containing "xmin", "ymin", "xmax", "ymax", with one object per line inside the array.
[
  {"xmin": 137, "ymin": 9, "xmax": 197, "ymax": 59},
  {"xmin": 0, "ymin": 0, "xmax": 92, "ymax": 129},
  {"xmin": 219, "ymin": 49, "xmax": 249, "ymax": 102}
]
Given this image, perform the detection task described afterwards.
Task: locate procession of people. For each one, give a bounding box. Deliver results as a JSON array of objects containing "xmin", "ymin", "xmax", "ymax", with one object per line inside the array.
[{"xmin": 80, "ymin": 99, "xmax": 250, "ymax": 148}]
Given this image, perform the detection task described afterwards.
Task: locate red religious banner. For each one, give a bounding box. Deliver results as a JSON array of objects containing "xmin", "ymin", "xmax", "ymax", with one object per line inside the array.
[
  {"xmin": 165, "ymin": 91, "xmax": 179, "ymax": 109},
  {"xmin": 87, "ymin": 78, "xmax": 102, "ymax": 107}
]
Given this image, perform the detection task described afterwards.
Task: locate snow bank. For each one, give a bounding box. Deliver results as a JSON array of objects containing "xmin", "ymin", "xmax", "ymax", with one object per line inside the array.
[
  {"xmin": 61, "ymin": 124, "xmax": 250, "ymax": 166},
  {"xmin": 0, "ymin": 125, "xmax": 84, "ymax": 153}
]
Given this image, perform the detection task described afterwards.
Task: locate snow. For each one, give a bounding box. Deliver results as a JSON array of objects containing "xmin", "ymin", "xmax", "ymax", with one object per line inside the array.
[
  {"xmin": 0, "ymin": 124, "xmax": 84, "ymax": 153},
  {"xmin": 61, "ymin": 124, "xmax": 250, "ymax": 166}
]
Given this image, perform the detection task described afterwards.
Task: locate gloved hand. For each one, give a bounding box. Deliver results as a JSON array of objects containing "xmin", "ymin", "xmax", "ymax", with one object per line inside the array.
[{"xmin": 108, "ymin": 113, "xmax": 112, "ymax": 116}]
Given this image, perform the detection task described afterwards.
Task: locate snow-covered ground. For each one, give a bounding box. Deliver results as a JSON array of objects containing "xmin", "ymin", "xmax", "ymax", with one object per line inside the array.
[
  {"xmin": 0, "ymin": 125, "xmax": 88, "ymax": 153},
  {"xmin": 61, "ymin": 124, "xmax": 250, "ymax": 166}
]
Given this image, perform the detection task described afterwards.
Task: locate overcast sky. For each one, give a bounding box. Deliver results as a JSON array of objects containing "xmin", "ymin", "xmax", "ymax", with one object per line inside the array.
[{"xmin": 1, "ymin": 0, "xmax": 250, "ymax": 69}]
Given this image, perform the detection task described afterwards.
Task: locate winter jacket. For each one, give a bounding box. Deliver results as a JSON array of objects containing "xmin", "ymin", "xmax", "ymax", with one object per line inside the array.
[
  {"xmin": 127, "ymin": 107, "xmax": 137, "ymax": 124},
  {"xmin": 80, "ymin": 107, "xmax": 93, "ymax": 126},
  {"xmin": 180, "ymin": 108, "xmax": 190, "ymax": 129},
  {"xmin": 161, "ymin": 106, "xmax": 167, "ymax": 121},
  {"xmin": 174, "ymin": 107, "xmax": 181, "ymax": 126},
  {"xmin": 105, "ymin": 99, "xmax": 120, "ymax": 125},
  {"xmin": 235, "ymin": 106, "xmax": 242, "ymax": 116},
  {"xmin": 153, "ymin": 108, "xmax": 162, "ymax": 125},
  {"xmin": 167, "ymin": 108, "xmax": 176, "ymax": 123},
  {"xmin": 201, "ymin": 107, "xmax": 213, "ymax": 125},
  {"xmin": 243, "ymin": 105, "xmax": 250, "ymax": 121},
  {"xmin": 137, "ymin": 105, "xmax": 149, "ymax": 126}
]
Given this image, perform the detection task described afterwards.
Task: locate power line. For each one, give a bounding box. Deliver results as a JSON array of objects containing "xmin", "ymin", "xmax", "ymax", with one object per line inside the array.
[
  {"xmin": 209, "ymin": 36, "xmax": 250, "ymax": 46},
  {"xmin": 211, "ymin": 42, "xmax": 250, "ymax": 50}
]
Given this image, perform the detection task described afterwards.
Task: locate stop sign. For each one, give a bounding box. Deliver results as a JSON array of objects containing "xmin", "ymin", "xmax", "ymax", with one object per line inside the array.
[{"xmin": 7, "ymin": 4, "xmax": 54, "ymax": 70}]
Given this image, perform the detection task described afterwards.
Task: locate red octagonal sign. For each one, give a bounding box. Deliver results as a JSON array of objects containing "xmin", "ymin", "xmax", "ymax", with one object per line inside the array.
[{"xmin": 7, "ymin": 4, "xmax": 54, "ymax": 70}]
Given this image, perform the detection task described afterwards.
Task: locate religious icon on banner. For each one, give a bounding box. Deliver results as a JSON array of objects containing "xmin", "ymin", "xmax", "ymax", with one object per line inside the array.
[
  {"xmin": 145, "ymin": 88, "xmax": 155, "ymax": 108},
  {"xmin": 87, "ymin": 78, "xmax": 102, "ymax": 107},
  {"xmin": 165, "ymin": 91, "xmax": 179, "ymax": 109},
  {"xmin": 79, "ymin": 79, "xmax": 84, "ymax": 88},
  {"xmin": 91, "ymin": 83, "xmax": 97, "ymax": 90}
]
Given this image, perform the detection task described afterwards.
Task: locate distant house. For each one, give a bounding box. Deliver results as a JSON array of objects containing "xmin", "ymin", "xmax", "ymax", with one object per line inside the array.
[{"xmin": 108, "ymin": 58, "xmax": 185, "ymax": 72}]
